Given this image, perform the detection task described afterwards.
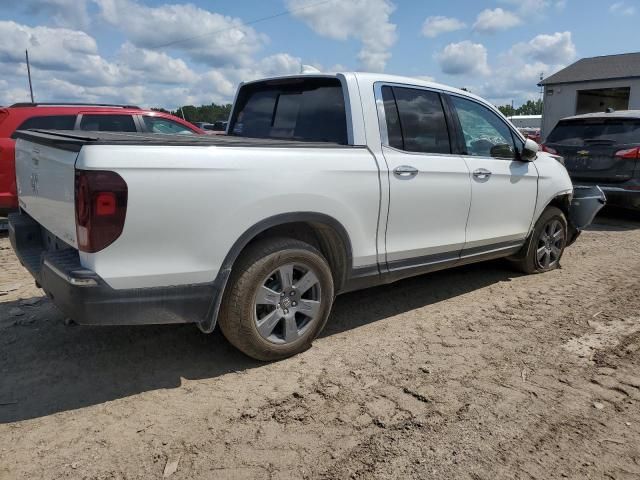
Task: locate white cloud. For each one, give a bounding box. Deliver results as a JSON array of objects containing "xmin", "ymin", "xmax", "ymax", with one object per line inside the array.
[
  {"xmin": 0, "ymin": 21, "xmax": 98, "ymax": 71},
  {"xmin": 18, "ymin": 0, "xmax": 90, "ymax": 29},
  {"xmin": 473, "ymin": 8, "xmax": 521, "ymax": 33},
  {"xmin": 286, "ymin": 0, "xmax": 396, "ymax": 72},
  {"xmin": 116, "ymin": 43, "xmax": 198, "ymax": 85},
  {"xmin": 509, "ymin": 31, "xmax": 576, "ymax": 64},
  {"xmin": 421, "ymin": 16, "xmax": 466, "ymax": 38},
  {"xmin": 0, "ymin": 17, "xmax": 308, "ymax": 110},
  {"xmin": 470, "ymin": 31, "xmax": 575, "ymax": 106},
  {"xmin": 95, "ymin": 0, "xmax": 267, "ymax": 67},
  {"xmin": 610, "ymin": 2, "xmax": 636, "ymax": 15},
  {"xmin": 436, "ymin": 41, "xmax": 491, "ymax": 76}
]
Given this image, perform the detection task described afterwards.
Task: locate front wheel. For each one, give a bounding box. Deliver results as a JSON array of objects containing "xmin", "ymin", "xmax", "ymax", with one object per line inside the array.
[
  {"xmin": 511, "ymin": 206, "xmax": 568, "ymax": 274},
  {"xmin": 218, "ymin": 237, "xmax": 334, "ymax": 361}
]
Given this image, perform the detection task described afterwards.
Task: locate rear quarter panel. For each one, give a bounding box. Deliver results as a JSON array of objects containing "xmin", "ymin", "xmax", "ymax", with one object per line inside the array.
[{"xmin": 76, "ymin": 145, "xmax": 381, "ymax": 289}]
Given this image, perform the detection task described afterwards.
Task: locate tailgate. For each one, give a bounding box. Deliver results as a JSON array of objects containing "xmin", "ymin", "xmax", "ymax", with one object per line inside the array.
[{"xmin": 15, "ymin": 133, "xmax": 79, "ymax": 247}]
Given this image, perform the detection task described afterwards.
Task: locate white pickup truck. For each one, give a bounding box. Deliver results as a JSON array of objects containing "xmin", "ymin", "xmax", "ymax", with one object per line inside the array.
[{"xmin": 9, "ymin": 72, "xmax": 604, "ymax": 360}]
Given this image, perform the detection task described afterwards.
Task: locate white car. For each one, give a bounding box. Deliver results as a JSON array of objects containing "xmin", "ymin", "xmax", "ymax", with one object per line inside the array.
[{"xmin": 9, "ymin": 72, "xmax": 603, "ymax": 360}]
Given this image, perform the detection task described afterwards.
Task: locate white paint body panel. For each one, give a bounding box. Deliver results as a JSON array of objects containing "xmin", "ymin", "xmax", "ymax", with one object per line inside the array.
[
  {"xmin": 463, "ymin": 157, "xmax": 538, "ymax": 248},
  {"xmin": 382, "ymin": 147, "xmax": 471, "ymax": 262},
  {"xmin": 76, "ymin": 145, "xmax": 381, "ymax": 289}
]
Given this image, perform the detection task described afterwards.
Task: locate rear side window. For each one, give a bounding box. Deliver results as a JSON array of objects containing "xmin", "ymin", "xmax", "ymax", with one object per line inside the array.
[
  {"xmin": 79, "ymin": 114, "xmax": 137, "ymax": 132},
  {"xmin": 143, "ymin": 116, "xmax": 194, "ymax": 135},
  {"xmin": 381, "ymin": 86, "xmax": 451, "ymax": 154},
  {"xmin": 547, "ymin": 118, "xmax": 640, "ymax": 145},
  {"xmin": 229, "ymin": 78, "xmax": 348, "ymax": 144},
  {"xmin": 11, "ymin": 115, "xmax": 76, "ymax": 138}
]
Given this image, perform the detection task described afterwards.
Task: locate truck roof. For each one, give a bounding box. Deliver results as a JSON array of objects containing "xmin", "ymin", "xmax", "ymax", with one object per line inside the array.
[{"xmin": 240, "ymin": 71, "xmax": 488, "ymax": 105}]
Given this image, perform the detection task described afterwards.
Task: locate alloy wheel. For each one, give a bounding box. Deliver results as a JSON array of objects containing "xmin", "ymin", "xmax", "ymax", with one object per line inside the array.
[
  {"xmin": 535, "ymin": 219, "xmax": 565, "ymax": 269},
  {"xmin": 253, "ymin": 262, "xmax": 322, "ymax": 344}
]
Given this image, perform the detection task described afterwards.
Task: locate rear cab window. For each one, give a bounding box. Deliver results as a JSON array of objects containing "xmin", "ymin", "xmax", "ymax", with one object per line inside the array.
[
  {"xmin": 547, "ymin": 118, "xmax": 640, "ymax": 146},
  {"xmin": 228, "ymin": 77, "xmax": 348, "ymax": 144},
  {"xmin": 11, "ymin": 115, "xmax": 77, "ymax": 138},
  {"xmin": 79, "ymin": 114, "xmax": 137, "ymax": 132}
]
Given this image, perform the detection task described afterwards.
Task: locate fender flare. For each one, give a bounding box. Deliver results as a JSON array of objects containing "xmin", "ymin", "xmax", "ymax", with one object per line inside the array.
[{"xmin": 198, "ymin": 212, "xmax": 353, "ymax": 333}]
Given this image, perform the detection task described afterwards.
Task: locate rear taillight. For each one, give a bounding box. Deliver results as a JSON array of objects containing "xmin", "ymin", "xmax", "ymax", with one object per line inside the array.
[
  {"xmin": 614, "ymin": 147, "xmax": 640, "ymax": 159},
  {"xmin": 541, "ymin": 144, "xmax": 557, "ymax": 154},
  {"xmin": 75, "ymin": 170, "xmax": 127, "ymax": 253}
]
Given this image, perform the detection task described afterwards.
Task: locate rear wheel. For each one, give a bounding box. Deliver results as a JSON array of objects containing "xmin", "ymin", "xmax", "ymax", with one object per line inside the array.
[
  {"xmin": 511, "ymin": 206, "xmax": 568, "ymax": 274},
  {"xmin": 218, "ymin": 237, "xmax": 334, "ymax": 361}
]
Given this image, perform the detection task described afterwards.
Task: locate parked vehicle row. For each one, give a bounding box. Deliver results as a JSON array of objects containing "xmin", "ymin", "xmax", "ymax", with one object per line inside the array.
[
  {"xmin": 9, "ymin": 73, "xmax": 604, "ymax": 360},
  {"xmin": 0, "ymin": 103, "xmax": 204, "ymax": 215}
]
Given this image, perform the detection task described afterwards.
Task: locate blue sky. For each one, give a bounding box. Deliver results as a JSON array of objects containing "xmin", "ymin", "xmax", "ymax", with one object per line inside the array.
[{"xmin": 0, "ymin": 0, "xmax": 638, "ymax": 109}]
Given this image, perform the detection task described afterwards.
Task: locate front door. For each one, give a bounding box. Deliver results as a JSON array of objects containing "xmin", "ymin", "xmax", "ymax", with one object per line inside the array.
[
  {"xmin": 447, "ymin": 95, "xmax": 538, "ymax": 255},
  {"xmin": 378, "ymin": 85, "xmax": 471, "ymax": 274}
]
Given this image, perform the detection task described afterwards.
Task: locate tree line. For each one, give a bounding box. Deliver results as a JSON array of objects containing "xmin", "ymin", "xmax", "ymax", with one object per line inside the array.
[
  {"xmin": 152, "ymin": 103, "xmax": 232, "ymax": 123},
  {"xmin": 496, "ymin": 99, "xmax": 543, "ymax": 117}
]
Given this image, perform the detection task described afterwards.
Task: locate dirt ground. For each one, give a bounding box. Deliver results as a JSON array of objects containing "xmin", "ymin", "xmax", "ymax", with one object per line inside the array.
[{"xmin": 1, "ymin": 209, "xmax": 639, "ymax": 480}]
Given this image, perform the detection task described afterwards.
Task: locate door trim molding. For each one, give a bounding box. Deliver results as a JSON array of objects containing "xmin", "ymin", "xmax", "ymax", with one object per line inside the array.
[{"xmin": 342, "ymin": 239, "xmax": 525, "ymax": 292}]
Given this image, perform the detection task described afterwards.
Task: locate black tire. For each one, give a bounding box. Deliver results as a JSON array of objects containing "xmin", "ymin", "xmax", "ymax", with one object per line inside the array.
[
  {"xmin": 511, "ymin": 206, "xmax": 568, "ymax": 274},
  {"xmin": 218, "ymin": 237, "xmax": 334, "ymax": 361}
]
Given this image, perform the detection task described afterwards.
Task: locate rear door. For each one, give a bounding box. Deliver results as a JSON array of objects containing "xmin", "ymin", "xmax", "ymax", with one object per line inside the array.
[
  {"xmin": 546, "ymin": 117, "xmax": 640, "ymax": 183},
  {"xmin": 377, "ymin": 84, "xmax": 471, "ymax": 273},
  {"xmin": 447, "ymin": 94, "xmax": 537, "ymax": 253}
]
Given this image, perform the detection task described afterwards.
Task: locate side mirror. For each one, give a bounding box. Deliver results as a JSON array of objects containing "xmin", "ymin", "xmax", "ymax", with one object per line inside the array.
[
  {"xmin": 520, "ymin": 138, "xmax": 539, "ymax": 162},
  {"xmin": 489, "ymin": 143, "xmax": 515, "ymax": 159}
]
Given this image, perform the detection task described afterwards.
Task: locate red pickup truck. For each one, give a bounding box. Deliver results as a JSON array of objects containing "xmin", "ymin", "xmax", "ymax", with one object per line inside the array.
[{"xmin": 0, "ymin": 103, "xmax": 204, "ymax": 215}]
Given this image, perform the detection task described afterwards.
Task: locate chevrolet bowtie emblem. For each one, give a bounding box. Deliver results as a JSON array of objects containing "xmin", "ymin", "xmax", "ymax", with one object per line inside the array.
[{"xmin": 577, "ymin": 150, "xmax": 590, "ymax": 156}]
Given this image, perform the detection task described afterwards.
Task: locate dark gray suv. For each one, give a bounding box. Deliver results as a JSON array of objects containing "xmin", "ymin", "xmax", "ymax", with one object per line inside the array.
[{"xmin": 543, "ymin": 110, "xmax": 640, "ymax": 210}]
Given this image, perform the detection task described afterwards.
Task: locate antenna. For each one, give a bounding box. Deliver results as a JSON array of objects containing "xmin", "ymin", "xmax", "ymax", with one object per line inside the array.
[{"xmin": 25, "ymin": 50, "xmax": 34, "ymax": 103}]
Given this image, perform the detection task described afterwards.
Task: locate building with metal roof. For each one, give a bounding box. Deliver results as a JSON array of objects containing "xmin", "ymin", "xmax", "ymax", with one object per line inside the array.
[{"xmin": 539, "ymin": 52, "xmax": 640, "ymax": 138}]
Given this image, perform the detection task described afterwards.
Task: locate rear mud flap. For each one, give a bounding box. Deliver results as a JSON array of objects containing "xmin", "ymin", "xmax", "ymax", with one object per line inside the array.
[{"xmin": 567, "ymin": 185, "xmax": 606, "ymax": 244}]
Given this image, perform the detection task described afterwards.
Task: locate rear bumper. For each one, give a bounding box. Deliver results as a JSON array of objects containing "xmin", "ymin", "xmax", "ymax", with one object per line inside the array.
[{"xmin": 9, "ymin": 212, "xmax": 216, "ymax": 326}]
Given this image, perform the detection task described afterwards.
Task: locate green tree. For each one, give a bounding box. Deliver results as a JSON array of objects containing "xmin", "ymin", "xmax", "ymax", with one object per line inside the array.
[
  {"xmin": 167, "ymin": 103, "xmax": 233, "ymax": 123},
  {"xmin": 497, "ymin": 99, "xmax": 543, "ymax": 117}
]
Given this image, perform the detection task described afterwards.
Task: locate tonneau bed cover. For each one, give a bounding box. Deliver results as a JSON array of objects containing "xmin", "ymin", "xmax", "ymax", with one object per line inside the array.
[{"xmin": 13, "ymin": 130, "xmax": 360, "ymax": 151}]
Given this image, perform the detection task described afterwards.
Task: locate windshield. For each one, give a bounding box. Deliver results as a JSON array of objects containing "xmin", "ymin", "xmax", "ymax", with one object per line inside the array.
[
  {"xmin": 228, "ymin": 77, "xmax": 348, "ymax": 144},
  {"xmin": 547, "ymin": 118, "xmax": 640, "ymax": 145}
]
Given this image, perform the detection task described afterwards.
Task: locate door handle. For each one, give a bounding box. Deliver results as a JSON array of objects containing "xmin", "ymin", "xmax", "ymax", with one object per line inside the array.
[
  {"xmin": 393, "ymin": 165, "xmax": 418, "ymax": 179},
  {"xmin": 472, "ymin": 168, "xmax": 492, "ymax": 179}
]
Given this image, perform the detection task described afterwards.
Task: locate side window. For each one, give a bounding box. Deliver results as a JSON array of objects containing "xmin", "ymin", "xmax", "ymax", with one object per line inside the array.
[
  {"xmin": 382, "ymin": 86, "xmax": 451, "ymax": 154},
  {"xmin": 381, "ymin": 86, "xmax": 403, "ymax": 149},
  {"xmin": 450, "ymin": 96, "xmax": 516, "ymax": 159},
  {"xmin": 79, "ymin": 114, "xmax": 137, "ymax": 132},
  {"xmin": 143, "ymin": 116, "xmax": 195, "ymax": 135},
  {"xmin": 11, "ymin": 115, "xmax": 76, "ymax": 138}
]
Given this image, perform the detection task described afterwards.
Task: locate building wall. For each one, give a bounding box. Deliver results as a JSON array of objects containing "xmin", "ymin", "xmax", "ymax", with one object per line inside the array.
[{"xmin": 541, "ymin": 77, "xmax": 640, "ymax": 139}]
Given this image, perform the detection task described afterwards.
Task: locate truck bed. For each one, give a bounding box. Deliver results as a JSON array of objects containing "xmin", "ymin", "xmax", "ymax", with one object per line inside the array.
[{"xmin": 13, "ymin": 130, "xmax": 361, "ymax": 151}]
